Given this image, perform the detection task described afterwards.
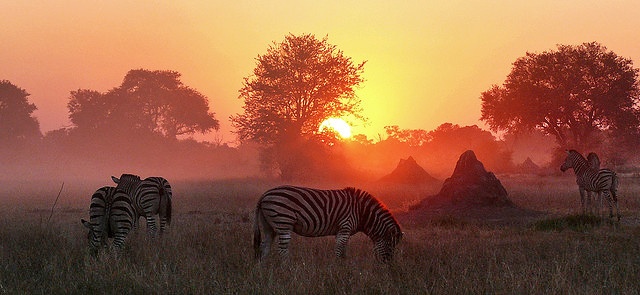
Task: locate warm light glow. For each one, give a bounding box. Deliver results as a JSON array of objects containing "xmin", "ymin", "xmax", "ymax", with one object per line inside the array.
[{"xmin": 319, "ymin": 118, "xmax": 352, "ymax": 138}]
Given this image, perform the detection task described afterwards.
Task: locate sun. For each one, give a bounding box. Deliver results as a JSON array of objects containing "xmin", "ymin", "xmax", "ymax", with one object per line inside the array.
[{"xmin": 319, "ymin": 118, "xmax": 352, "ymax": 139}]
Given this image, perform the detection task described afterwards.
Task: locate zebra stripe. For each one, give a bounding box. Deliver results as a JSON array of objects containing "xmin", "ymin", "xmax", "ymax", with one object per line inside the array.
[
  {"xmin": 585, "ymin": 152, "xmax": 601, "ymax": 214},
  {"xmin": 560, "ymin": 150, "xmax": 620, "ymax": 220},
  {"xmin": 81, "ymin": 186, "xmax": 135, "ymax": 254},
  {"xmin": 254, "ymin": 185, "xmax": 403, "ymax": 262},
  {"xmin": 112, "ymin": 174, "xmax": 173, "ymax": 237}
]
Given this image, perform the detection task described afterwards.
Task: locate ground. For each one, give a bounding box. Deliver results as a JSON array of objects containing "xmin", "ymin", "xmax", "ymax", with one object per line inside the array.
[{"xmin": 1, "ymin": 174, "xmax": 639, "ymax": 293}]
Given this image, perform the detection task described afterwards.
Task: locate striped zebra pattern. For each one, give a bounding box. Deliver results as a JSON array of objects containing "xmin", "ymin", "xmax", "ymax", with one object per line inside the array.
[
  {"xmin": 112, "ymin": 174, "xmax": 173, "ymax": 237},
  {"xmin": 254, "ymin": 185, "xmax": 403, "ymax": 262},
  {"xmin": 585, "ymin": 152, "xmax": 601, "ymax": 214},
  {"xmin": 81, "ymin": 186, "xmax": 135, "ymax": 254},
  {"xmin": 560, "ymin": 150, "xmax": 620, "ymax": 220}
]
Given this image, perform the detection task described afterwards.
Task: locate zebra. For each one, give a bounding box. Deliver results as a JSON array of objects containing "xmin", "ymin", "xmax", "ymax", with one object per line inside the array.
[
  {"xmin": 560, "ymin": 150, "xmax": 620, "ymax": 220},
  {"xmin": 254, "ymin": 185, "xmax": 403, "ymax": 262},
  {"xmin": 81, "ymin": 186, "xmax": 135, "ymax": 254},
  {"xmin": 585, "ymin": 152, "xmax": 601, "ymax": 214},
  {"xmin": 111, "ymin": 174, "xmax": 173, "ymax": 237}
]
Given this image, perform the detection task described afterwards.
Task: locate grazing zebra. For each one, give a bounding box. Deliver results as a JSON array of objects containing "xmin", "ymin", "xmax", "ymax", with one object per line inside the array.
[
  {"xmin": 111, "ymin": 174, "xmax": 173, "ymax": 237},
  {"xmin": 254, "ymin": 185, "xmax": 403, "ymax": 262},
  {"xmin": 560, "ymin": 150, "xmax": 620, "ymax": 220},
  {"xmin": 81, "ymin": 186, "xmax": 135, "ymax": 254}
]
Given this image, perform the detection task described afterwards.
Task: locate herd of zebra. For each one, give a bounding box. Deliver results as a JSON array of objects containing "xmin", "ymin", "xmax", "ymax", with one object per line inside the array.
[
  {"xmin": 80, "ymin": 174, "xmax": 173, "ymax": 254},
  {"xmin": 80, "ymin": 149, "xmax": 619, "ymax": 262},
  {"xmin": 81, "ymin": 174, "xmax": 403, "ymax": 262}
]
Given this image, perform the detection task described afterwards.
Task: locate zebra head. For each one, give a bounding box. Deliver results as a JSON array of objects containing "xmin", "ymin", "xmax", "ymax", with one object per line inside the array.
[
  {"xmin": 111, "ymin": 174, "xmax": 141, "ymax": 185},
  {"xmin": 587, "ymin": 152, "xmax": 601, "ymax": 169},
  {"xmin": 81, "ymin": 218, "xmax": 108, "ymax": 254},
  {"xmin": 112, "ymin": 174, "xmax": 142, "ymax": 193},
  {"xmin": 374, "ymin": 222, "xmax": 403, "ymax": 263},
  {"xmin": 560, "ymin": 150, "xmax": 583, "ymax": 172}
]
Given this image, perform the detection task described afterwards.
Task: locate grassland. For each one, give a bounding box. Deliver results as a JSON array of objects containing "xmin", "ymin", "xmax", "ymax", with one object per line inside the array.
[{"xmin": 1, "ymin": 175, "xmax": 640, "ymax": 294}]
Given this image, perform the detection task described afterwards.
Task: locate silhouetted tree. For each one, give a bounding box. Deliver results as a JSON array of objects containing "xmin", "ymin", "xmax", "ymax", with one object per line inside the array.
[
  {"xmin": 231, "ymin": 34, "xmax": 366, "ymax": 179},
  {"xmin": 384, "ymin": 125, "xmax": 432, "ymax": 147},
  {"xmin": 0, "ymin": 80, "xmax": 41, "ymax": 143},
  {"xmin": 232, "ymin": 34, "xmax": 365, "ymax": 144},
  {"xmin": 480, "ymin": 42, "xmax": 640, "ymax": 149},
  {"xmin": 68, "ymin": 69, "xmax": 219, "ymax": 139}
]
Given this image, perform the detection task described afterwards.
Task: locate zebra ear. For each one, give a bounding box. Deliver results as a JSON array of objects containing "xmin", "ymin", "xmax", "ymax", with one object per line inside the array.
[
  {"xmin": 81, "ymin": 219, "xmax": 91, "ymax": 229},
  {"xmin": 111, "ymin": 176, "xmax": 120, "ymax": 184}
]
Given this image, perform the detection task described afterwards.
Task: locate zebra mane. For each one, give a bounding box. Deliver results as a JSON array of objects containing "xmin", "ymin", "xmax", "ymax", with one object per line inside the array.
[
  {"xmin": 343, "ymin": 187, "xmax": 391, "ymax": 212},
  {"xmin": 567, "ymin": 150, "xmax": 587, "ymax": 162},
  {"xmin": 121, "ymin": 173, "xmax": 141, "ymax": 181}
]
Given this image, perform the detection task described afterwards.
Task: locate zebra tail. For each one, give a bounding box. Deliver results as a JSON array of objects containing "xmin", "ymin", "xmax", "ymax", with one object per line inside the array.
[{"xmin": 253, "ymin": 207, "xmax": 262, "ymax": 260}]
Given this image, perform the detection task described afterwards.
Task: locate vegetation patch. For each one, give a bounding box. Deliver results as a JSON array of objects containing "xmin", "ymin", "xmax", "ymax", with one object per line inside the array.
[
  {"xmin": 430, "ymin": 215, "xmax": 469, "ymax": 229},
  {"xmin": 532, "ymin": 214, "xmax": 603, "ymax": 232}
]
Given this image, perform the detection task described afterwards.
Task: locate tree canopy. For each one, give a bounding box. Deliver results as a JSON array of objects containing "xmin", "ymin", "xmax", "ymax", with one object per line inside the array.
[
  {"xmin": 231, "ymin": 33, "xmax": 366, "ymax": 145},
  {"xmin": 0, "ymin": 80, "xmax": 41, "ymax": 142},
  {"xmin": 480, "ymin": 42, "xmax": 640, "ymax": 149},
  {"xmin": 68, "ymin": 69, "xmax": 219, "ymax": 139}
]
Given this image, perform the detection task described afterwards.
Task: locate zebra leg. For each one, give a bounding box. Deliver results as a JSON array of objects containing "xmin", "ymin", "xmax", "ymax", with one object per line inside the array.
[
  {"xmin": 579, "ymin": 187, "xmax": 587, "ymax": 214},
  {"xmin": 146, "ymin": 215, "xmax": 158, "ymax": 237},
  {"xmin": 596, "ymin": 191, "xmax": 603, "ymax": 219},
  {"xmin": 612, "ymin": 191, "xmax": 621, "ymax": 221},
  {"xmin": 259, "ymin": 226, "xmax": 275, "ymax": 260},
  {"xmin": 335, "ymin": 229, "xmax": 351, "ymax": 258},
  {"xmin": 112, "ymin": 224, "xmax": 132, "ymax": 252},
  {"xmin": 159, "ymin": 195, "xmax": 171, "ymax": 236},
  {"xmin": 276, "ymin": 232, "xmax": 292, "ymax": 257},
  {"xmin": 603, "ymin": 190, "xmax": 615, "ymax": 220}
]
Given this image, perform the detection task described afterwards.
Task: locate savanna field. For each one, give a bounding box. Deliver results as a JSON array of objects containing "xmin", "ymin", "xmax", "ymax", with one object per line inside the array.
[{"xmin": 1, "ymin": 175, "xmax": 640, "ymax": 294}]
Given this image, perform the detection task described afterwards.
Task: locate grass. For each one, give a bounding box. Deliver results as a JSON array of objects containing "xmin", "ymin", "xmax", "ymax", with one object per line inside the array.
[
  {"xmin": 532, "ymin": 214, "xmax": 604, "ymax": 232},
  {"xmin": 1, "ymin": 175, "xmax": 640, "ymax": 293}
]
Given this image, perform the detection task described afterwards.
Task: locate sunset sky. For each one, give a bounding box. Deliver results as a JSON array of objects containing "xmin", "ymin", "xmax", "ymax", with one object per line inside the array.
[{"xmin": 3, "ymin": 1, "xmax": 640, "ymax": 144}]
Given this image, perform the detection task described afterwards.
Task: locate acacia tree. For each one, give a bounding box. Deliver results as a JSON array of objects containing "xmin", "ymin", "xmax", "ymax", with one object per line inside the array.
[
  {"xmin": 231, "ymin": 34, "xmax": 366, "ymax": 179},
  {"xmin": 68, "ymin": 69, "xmax": 219, "ymax": 139},
  {"xmin": 0, "ymin": 80, "xmax": 41, "ymax": 143},
  {"xmin": 480, "ymin": 42, "xmax": 640, "ymax": 149}
]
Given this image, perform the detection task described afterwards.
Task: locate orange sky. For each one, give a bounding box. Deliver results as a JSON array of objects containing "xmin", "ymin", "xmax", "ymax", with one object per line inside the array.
[{"xmin": 2, "ymin": 1, "xmax": 640, "ymax": 144}]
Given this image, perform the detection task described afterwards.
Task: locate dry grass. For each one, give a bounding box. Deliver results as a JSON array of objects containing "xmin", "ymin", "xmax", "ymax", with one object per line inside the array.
[{"xmin": 1, "ymin": 175, "xmax": 640, "ymax": 294}]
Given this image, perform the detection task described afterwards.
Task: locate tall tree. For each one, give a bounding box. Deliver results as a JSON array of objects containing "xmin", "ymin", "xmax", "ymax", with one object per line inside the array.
[
  {"xmin": 68, "ymin": 69, "xmax": 219, "ymax": 139},
  {"xmin": 231, "ymin": 34, "xmax": 366, "ymax": 179},
  {"xmin": 232, "ymin": 33, "xmax": 366, "ymax": 145},
  {"xmin": 480, "ymin": 42, "xmax": 640, "ymax": 149},
  {"xmin": 0, "ymin": 80, "xmax": 41, "ymax": 142}
]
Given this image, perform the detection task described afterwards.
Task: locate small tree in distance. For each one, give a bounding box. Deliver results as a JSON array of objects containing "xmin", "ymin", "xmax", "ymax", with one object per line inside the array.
[
  {"xmin": 231, "ymin": 33, "xmax": 366, "ymax": 179},
  {"xmin": 68, "ymin": 69, "xmax": 219, "ymax": 140},
  {"xmin": 480, "ymin": 42, "xmax": 640, "ymax": 150}
]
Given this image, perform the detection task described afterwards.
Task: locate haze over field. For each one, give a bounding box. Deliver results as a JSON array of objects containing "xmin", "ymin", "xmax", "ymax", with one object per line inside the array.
[{"xmin": 3, "ymin": 1, "xmax": 640, "ymax": 143}]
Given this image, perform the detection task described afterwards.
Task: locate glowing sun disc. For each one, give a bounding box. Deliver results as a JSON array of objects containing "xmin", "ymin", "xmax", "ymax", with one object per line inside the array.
[{"xmin": 319, "ymin": 118, "xmax": 352, "ymax": 138}]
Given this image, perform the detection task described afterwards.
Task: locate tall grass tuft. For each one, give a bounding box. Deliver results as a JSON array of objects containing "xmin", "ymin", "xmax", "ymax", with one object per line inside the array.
[{"xmin": 532, "ymin": 214, "xmax": 603, "ymax": 232}]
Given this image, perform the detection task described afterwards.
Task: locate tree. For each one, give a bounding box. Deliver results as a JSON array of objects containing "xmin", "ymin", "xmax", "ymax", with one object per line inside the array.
[
  {"xmin": 232, "ymin": 34, "xmax": 366, "ymax": 145},
  {"xmin": 231, "ymin": 34, "xmax": 366, "ymax": 179},
  {"xmin": 0, "ymin": 80, "xmax": 41, "ymax": 142},
  {"xmin": 480, "ymin": 42, "xmax": 640, "ymax": 149},
  {"xmin": 68, "ymin": 69, "xmax": 219, "ymax": 139},
  {"xmin": 384, "ymin": 125, "xmax": 432, "ymax": 147}
]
